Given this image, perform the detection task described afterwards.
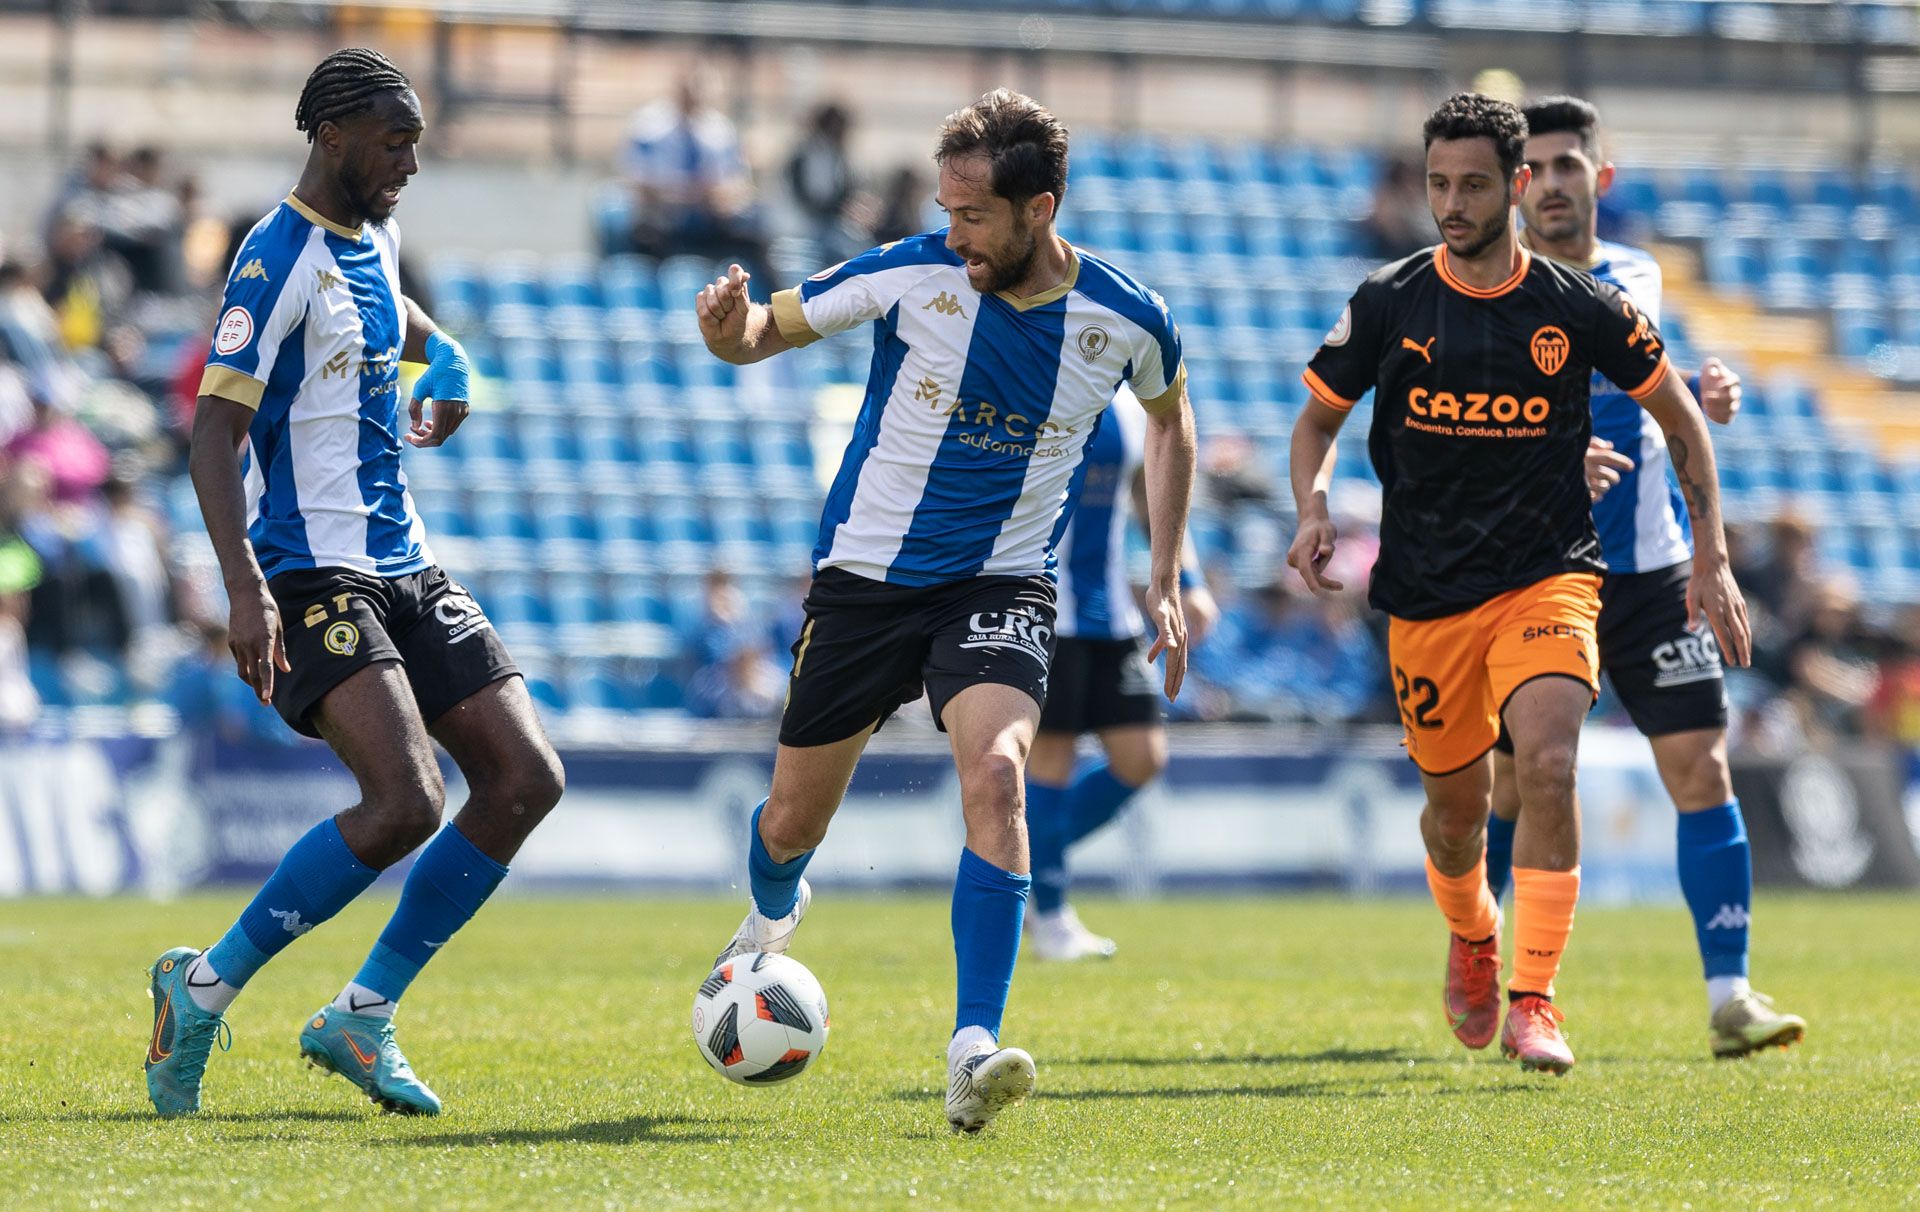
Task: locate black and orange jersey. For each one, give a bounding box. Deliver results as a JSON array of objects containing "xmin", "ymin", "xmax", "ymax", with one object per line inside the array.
[{"xmin": 1304, "ymin": 244, "xmax": 1670, "ymax": 620}]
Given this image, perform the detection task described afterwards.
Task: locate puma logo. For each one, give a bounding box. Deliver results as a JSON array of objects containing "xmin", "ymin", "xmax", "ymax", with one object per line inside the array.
[{"xmin": 1402, "ymin": 336, "xmax": 1437, "ymax": 364}]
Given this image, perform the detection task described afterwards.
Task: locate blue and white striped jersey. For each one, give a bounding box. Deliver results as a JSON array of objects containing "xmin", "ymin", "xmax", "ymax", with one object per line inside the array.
[
  {"xmin": 1056, "ymin": 389, "xmax": 1146, "ymax": 640},
  {"xmin": 771, "ymin": 233, "xmax": 1185, "ymax": 587},
  {"xmin": 199, "ymin": 194, "xmax": 431, "ymax": 582},
  {"xmin": 1585, "ymin": 239, "xmax": 1692, "ymax": 574}
]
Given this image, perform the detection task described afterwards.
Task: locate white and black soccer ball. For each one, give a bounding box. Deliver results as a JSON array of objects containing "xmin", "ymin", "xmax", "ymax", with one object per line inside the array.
[{"xmin": 692, "ymin": 952, "xmax": 830, "ymax": 1085}]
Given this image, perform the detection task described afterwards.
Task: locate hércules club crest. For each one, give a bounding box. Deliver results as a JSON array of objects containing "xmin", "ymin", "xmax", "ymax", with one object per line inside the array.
[{"xmin": 1530, "ymin": 325, "xmax": 1570, "ymax": 376}]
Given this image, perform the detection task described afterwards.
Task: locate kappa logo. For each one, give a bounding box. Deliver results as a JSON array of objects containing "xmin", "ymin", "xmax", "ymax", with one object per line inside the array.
[
  {"xmin": 316, "ymin": 268, "xmax": 341, "ymax": 292},
  {"xmin": 1704, "ymin": 903, "xmax": 1750, "ymax": 931},
  {"xmin": 1401, "ymin": 335, "xmax": 1437, "ymax": 364},
  {"xmin": 236, "ymin": 258, "xmax": 270, "ymax": 282},
  {"xmin": 923, "ymin": 291, "xmax": 967, "ymax": 318},
  {"xmin": 1076, "ymin": 324, "xmax": 1110, "ymax": 363},
  {"xmin": 1531, "ymin": 325, "xmax": 1571, "ymax": 376},
  {"xmin": 269, "ymin": 908, "xmax": 314, "ymax": 937}
]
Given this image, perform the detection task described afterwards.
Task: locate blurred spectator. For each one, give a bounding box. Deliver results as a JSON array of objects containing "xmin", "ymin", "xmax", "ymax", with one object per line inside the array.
[
  {"xmin": 0, "ymin": 260, "xmax": 66, "ymax": 383},
  {"xmin": 621, "ymin": 73, "xmax": 771, "ymax": 284},
  {"xmin": 98, "ymin": 472, "xmax": 175, "ymax": 640},
  {"xmin": 687, "ymin": 568, "xmax": 753, "ymax": 668},
  {"xmin": 1198, "ymin": 432, "xmax": 1279, "ymax": 512},
  {"xmin": 42, "ymin": 213, "xmax": 133, "ymax": 354},
  {"xmin": 43, "ymin": 142, "xmax": 125, "ymax": 243},
  {"xmin": 0, "ymin": 466, "xmax": 44, "ymax": 730},
  {"xmin": 178, "ymin": 177, "xmax": 237, "ymax": 292},
  {"xmin": 687, "ymin": 639, "xmax": 786, "ymax": 720},
  {"xmin": 1363, "ymin": 156, "xmax": 1433, "ymax": 261},
  {"xmin": 1741, "ymin": 512, "xmax": 1821, "ymax": 642},
  {"xmin": 873, "ymin": 166, "xmax": 933, "ymax": 245},
  {"xmin": 105, "ymin": 146, "xmax": 185, "ymax": 294},
  {"xmin": 1195, "ymin": 580, "xmax": 1385, "ymax": 723},
  {"xmin": 1868, "ymin": 603, "xmax": 1920, "ymax": 750},
  {"xmin": 166, "ymin": 621, "xmax": 292, "ymax": 745},
  {"xmin": 5, "ymin": 387, "xmax": 110, "ymax": 506},
  {"xmin": 786, "ymin": 103, "xmax": 861, "ymax": 262},
  {"xmin": 1783, "ymin": 579, "xmax": 1883, "ymax": 743}
]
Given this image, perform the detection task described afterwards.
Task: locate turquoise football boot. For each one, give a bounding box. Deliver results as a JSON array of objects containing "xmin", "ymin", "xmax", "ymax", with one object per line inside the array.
[
  {"xmin": 298, "ymin": 1005, "xmax": 442, "ymax": 1115},
  {"xmin": 144, "ymin": 947, "xmax": 232, "ymax": 1117}
]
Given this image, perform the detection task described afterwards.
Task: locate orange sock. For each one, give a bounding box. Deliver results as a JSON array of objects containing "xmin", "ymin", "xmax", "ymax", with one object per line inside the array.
[
  {"xmin": 1511, "ymin": 866, "xmax": 1581, "ymax": 998},
  {"xmin": 1424, "ymin": 855, "xmax": 1499, "ymax": 941}
]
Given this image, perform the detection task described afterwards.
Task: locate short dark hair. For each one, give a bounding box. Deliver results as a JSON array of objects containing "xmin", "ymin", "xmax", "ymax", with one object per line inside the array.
[
  {"xmin": 1422, "ymin": 92, "xmax": 1528, "ymax": 181},
  {"xmin": 295, "ymin": 48, "xmax": 412, "ymax": 143},
  {"xmin": 934, "ymin": 89, "xmax": 1070, "ymax": 208},
  {"xmin": 1522, "ymin": 95, "xmax": 1602, "ymax": 161}
]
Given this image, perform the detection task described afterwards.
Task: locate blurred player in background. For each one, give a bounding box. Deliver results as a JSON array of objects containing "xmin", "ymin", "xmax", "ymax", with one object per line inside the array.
[
  {"xmin": 696, "ymin": 90, "xmax": 1197, "ymax": 1131},
  {"xmin": 1025, "ymin": 384, "xmax": 1217, "ymax": 961},
  {"xmin": 1500, "ymin": 95, "xmax": 1805, "ymax": 1057},
  {"xmin": 145, "ymin": 50, "xmax": 564, "ymax": 1118},
  {"xmin": 1287, "ymin": 93, "xmax": 1750, "ymax": 1074}
]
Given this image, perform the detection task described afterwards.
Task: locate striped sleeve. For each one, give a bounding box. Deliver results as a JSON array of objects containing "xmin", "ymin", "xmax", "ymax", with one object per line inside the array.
[
  {"xmin": 198, "ymin": 227, "xmax": 309, "ymax": 410},
  {"xmin": 1128, "ymin": 288, "xmax": 1186, "ymax": 415},
  {"xmin": 772, "ymin": 234, "xmax": 959, "ymax": 347}
]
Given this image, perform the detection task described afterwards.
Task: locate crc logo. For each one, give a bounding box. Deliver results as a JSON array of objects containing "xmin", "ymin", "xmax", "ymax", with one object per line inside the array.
[
  {"xmin": 1531, "ymin": 325, "xmax": 1570, "ymax": 376},
  {"xmin": 960, "ymin": 609, "xmax": 1053, "ymax": 669},
  {"xmin": 1407, "ymin": 387, "xmax": 1551, "ymax": 424},
  {"xmin": 435, "ymin": 589, "xmax": 492, "ymax": 644},
  {"xmin": 1652, "ymin": 628, "xmax": 1723, "ymax": 688}
]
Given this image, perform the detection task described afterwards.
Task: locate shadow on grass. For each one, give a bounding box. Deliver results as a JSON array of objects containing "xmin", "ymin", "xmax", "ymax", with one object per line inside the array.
[
  {"xmin": 384, "ymin": 1114, "xmax": 724, "ymax": 1148},
  {"xmin": 34, "ymin": 1109, "xmax": 361, "ymax": 1124},
  {"xmin": 1056, "ymin": 1047, "xmax": 1412, "ymax": 1068},
  {"xmin": 889, "ymin": 1077, "xmax": 1389, "ymax": 1104}
]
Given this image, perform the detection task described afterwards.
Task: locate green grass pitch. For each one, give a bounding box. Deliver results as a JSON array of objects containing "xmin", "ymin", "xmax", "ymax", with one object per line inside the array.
[{"xmin": 3, "ymin": 893, "xmax": 1916, "ymax": 1209}]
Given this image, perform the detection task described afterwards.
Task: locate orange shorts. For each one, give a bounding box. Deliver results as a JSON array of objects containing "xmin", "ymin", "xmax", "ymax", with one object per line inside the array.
[{"xmin": 1386, "ymin": 573, "xmax": 1602, "ymax": 776}]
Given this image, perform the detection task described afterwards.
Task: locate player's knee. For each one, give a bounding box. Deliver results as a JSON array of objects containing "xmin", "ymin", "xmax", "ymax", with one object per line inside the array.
[
  {"xmin": 1425, "ymin": 804, "xmax": 1486, "ymax": 854},
  {"xmin": 761, "ymin": 801, "xmax": 831, "ymax": 856},
  {"xmin": 371, "ymin": 777, "xmax": 446, "ymax": 851},
  {"xmin": 961, "ymin": 750, "xmax": 1024, "ymax": 819},
  {"xmin": 1514, "ymin": 739, "xmax": 1579, "ymax": 806},
  {"xmin": 1671, "ymin": 744, "xmax": 1733, "ymax": 810},
  {"xmin": 1107, "ymin": 736, "xmax": 1168, "ymax": 787},
  {"xmin": 505, "ymin": 747, "xmax": 566, "ymax": 821}
]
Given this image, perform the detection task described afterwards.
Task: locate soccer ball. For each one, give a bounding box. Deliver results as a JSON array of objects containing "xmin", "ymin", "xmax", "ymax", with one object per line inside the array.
[{"xmin": 692, "ymin": 952, "xmax": 830, "ymax": 1085}]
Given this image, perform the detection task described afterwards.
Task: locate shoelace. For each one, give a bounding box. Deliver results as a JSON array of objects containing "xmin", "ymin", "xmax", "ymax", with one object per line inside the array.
[
  {"xmin": 1519, "ymin": 997, "xmax": 1565, "ymax": 1030},
  {"xmin": 172, "ymin": 1016, "xmax": 234, "ymax": 1088}
]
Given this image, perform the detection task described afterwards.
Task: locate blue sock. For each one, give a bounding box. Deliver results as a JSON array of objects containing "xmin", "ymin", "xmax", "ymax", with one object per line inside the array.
[
  {"xmin": 1025, "ymin": 779, "xmax": 1069, "ymax": 916},
  {"xmin": 1677, "ymin": 800, "xmax": 1751, "ymax": 980},
  {"xmin": 1485, "ymin": 813, "xmax": 1517, "ymax": 904},
  {"xmin": 747, "ymin": 800, "xmax": 812, "ymax": 919},
  {"xmin": 202, "ymin": 817, "xmax": 378, "ymax": 987},
  {"xmin": 1065, "ymin": 759, "xmax": 1143, "ymax": 845},
  {"xmin": 351, "ymin": 823, "xmax": 509, "ymax": 1004},
  {"xmin": 952, "ymin": 848, "xmax": 1030, "ymax": 1036}
]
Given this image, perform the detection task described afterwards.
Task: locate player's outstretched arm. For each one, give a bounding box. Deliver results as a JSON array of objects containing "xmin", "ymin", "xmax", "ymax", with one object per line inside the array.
[
  {"xmin": 1638, "ymin": 372, "xmax": 1753, "ymax": 668},
  {"xmin": 1142, "ymin": 388, "xmax": 1197, "ymax": 701},
  {"xmin": 402, "ymin": 297, "xmax": 470, "ymax": 448},
  {"xmin": 698, "ymin": 263, "xmax": 793, "ymax": 366},
  {"xmin": 1286, "ymin": 400, "xmax": 1347, "ymax": 595},
  {"xmin": 190, "ymin": 395, "xmax": 289, "ymax": 703}
]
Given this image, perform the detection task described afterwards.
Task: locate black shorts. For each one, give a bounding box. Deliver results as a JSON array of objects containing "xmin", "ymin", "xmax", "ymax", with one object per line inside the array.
[
  {"xmin": 779, "ymin": 568, "xmax": 1057, "ymax": 748},
  {"xmin": 266, "ymin": 565, "xmax": 519, "ymax": 739},
  {"xmin": 1496, "ymin": 559, "xmax": 1727, "ymax": 752},
  {"xmin": 1039, "ymin": 635, "xmax": 1162, "ymax": 734}
]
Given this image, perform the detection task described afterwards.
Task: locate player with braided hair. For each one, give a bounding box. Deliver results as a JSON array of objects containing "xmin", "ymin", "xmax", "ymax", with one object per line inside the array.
[{"xmin": 142, "ymin": 50, "xmax": 565, "ymax": 1119}]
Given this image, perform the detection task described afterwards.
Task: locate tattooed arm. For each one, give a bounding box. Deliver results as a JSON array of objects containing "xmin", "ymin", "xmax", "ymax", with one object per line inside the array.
[{"xmin": 1637, "ymin": 371, "xmax": 1753, "ymax": 667}]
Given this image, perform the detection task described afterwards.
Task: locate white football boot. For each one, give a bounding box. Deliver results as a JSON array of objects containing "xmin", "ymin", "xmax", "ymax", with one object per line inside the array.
[
  {"xmin": 1027, "ymin": 906, "xmax": 1118, "ymax": 962},
  {"xmin": 945, "ymin": 1042, "xmax": 1037, "ymax": 1134},
  {"xmin": 713, "ymin": 878, "xmax": 812, "ymax": 968}
]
